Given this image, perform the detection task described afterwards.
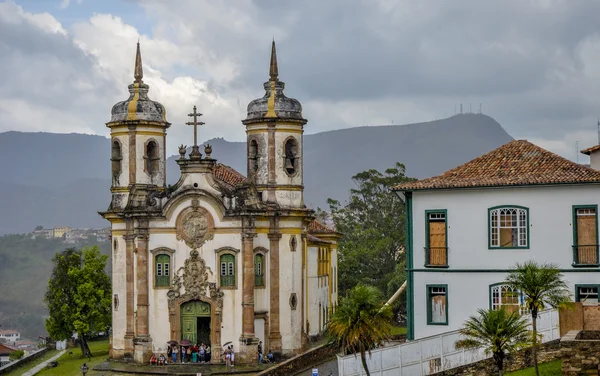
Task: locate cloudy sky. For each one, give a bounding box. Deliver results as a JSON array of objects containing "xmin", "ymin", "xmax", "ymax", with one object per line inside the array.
[{"xmin": 2, "ymin": 0, "xmax": 600, "ymax": 162}]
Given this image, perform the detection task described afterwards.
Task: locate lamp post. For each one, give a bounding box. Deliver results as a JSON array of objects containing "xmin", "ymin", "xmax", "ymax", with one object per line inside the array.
[{"xmin": 80, "ymin": 362, "xmax": 88, "ymax": 375}]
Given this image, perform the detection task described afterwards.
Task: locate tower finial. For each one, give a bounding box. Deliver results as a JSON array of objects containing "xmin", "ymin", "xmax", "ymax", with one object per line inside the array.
[
  {"xmin": 134, "ymin": 41, "xmax": 143, "ymax": 83},
  {"xmin": 269, "ymin": 39, "xmax": 278, "ymax": 81}
]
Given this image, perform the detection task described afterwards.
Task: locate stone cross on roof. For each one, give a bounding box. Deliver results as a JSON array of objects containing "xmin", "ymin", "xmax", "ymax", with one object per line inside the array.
[{"xmin": 186, "ymin": 105, "xmax": 204, "ymax": 159}]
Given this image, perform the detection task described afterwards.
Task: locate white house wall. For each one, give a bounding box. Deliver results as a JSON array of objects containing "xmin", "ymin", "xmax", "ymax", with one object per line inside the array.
[{"xmin": 411, "ymin": 185, "xmax": 600, "ymax": 339}]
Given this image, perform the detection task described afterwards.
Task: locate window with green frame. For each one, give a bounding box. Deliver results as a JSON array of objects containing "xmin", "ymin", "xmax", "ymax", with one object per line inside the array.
[
  {"xmin": 254, "ymin": 253, "xmax": 264, "ymax": 287},
  {"xmin": 425, "ymin": 210, "xmax": 448, "ymax": 266},
  {"xmin": 155, "ymin": 254, "xmax": 170, "ymax": 287},
  {"xmin": 575, "ymin": 285, "xmax": 599, "ymax": 304},
  {"xmin": 220, "ymin": 254, "xmax": 235, "ymax": 287},
  {"xmin": 489, "ymin": 206, "xmax": 529, "ymax": 249},
  {"xmin": 572, "ymin": 205, "xmax": 599, "ymax": 266},
  {"xmin": 426, "ymin": 285, "xmax": 448, "ymax": 325}
]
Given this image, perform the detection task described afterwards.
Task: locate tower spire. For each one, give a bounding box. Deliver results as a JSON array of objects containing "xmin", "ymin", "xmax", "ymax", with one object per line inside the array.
[
  {"xmin": 269, "ymin": 39, "xmax": 278, "ymax": 81},
  {"xmin": 134, "ymin": 41, "xmax": 143, "ymax": 83}
]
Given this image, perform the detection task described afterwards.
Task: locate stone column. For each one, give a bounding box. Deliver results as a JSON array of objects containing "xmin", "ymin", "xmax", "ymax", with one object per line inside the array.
[
  {"xmin": 241, "ymin": 231, "xmax": 256, "ymax": 338},
  {"xmin": 239, "ymin": 219, "xmax": 258, "ymax": 364},
  {"xmin": 134, "ymin": 228, "xmax": 152, "ymax": 363},
  {"xmin": 268, "ymin": 227, "xmax": 282, "ymax": 352},
  {"xmin": 123, "ymin": 232, "xmax": 135, "ymax": 359}
]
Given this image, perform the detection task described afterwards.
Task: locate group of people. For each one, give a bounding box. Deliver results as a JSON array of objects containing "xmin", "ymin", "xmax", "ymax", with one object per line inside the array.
[
  {"xmin": 150, "ymin": 343, "xmax": 212, "ymax": 365},
  {"xmin": 257, "ymin": 341, "xmax": 275, "ymax": 364}
]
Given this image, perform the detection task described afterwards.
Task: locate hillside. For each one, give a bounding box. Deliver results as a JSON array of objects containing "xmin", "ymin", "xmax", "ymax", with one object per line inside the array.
[
  {"xmin": 0, "ymin": 235, "xmax": 110, "ymax": 339},
  {"xmin": 0, "ymin": 114, "xmax": 512, "ymax": 234}
]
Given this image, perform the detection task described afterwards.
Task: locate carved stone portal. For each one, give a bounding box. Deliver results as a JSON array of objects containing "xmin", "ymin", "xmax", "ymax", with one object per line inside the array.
[
  {"xmin": 176, "ymin": 199, "xmax": 215, "ymax": 249},
  {"xmin": 167, "ymin": 249, "xmax": 224, "ymax": 362}
]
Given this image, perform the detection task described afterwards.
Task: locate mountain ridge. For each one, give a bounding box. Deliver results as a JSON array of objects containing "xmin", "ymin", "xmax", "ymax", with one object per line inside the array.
[{"xmin": 0, "ymin": 113, "xmax": 512, "ymax": 234}]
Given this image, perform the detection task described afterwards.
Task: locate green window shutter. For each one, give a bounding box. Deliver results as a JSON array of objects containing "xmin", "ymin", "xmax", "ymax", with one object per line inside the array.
[
  {"xmin": 255, "ymin": 254, "xmax": 264, "ymax": 287},
  {"xmin": 156, "ymin": 254, "xmax": 170, "ymax": 287},
  {"xmin": 220, "ymin": 254, "xmax": 235, "ymax": 287}
]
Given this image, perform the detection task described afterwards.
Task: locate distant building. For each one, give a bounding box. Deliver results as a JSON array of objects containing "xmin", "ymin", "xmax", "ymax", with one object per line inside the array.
[
  {"xmin": 53, "ymin": 226, "xmax": 71, "ymax": 238},
  {"xmin": 31, "ymin": 229, "xmax": 53, "ymax": 239},
  {"xmin": 0, "ymin": 343, "xmax": 18, "ymax": 366},
  {"xmin": 394, "ymin": 140, "xmax": 600, "ymax": 340},
  {"xmin": 0, "ymin": 330, "xmax": 20, "ymax": 342}
]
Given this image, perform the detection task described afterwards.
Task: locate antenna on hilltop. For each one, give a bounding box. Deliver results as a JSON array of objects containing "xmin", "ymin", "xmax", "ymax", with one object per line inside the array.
[
  {"xmin": 576, "ymin": 141, "xmax": 580, "ymax": 163},
  {"xmin": 460, "ymin": 104, "xmax": 463, "ymax": 114},
  {"xmin": 470, "ymin": 103, "xmax": 472, "ymax": 113},
  {"xmin": 597, "ymin": 118, "xmax": 600, "ymax": 145},
  {"xmin": 479, "ymin": 103, "xmax": 482, "ymax": 114}
]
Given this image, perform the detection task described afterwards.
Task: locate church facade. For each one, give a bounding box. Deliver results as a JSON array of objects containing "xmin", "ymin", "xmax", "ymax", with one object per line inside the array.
[{"xmin": 100, "ymin": 42, "xmax": 340, "ymax": 364}]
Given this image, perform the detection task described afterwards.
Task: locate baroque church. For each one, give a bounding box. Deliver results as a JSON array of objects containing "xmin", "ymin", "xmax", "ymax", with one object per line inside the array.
[{"xmin": 100, "ymin": 41, "xmax": 341, "ymax": 364}]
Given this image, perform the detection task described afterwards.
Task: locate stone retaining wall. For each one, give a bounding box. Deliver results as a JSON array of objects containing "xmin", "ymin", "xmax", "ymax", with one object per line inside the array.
[
  {"xmin": 432, "ymin": 340, "xmax": 561, "ymax": 376},
  {"xmin": 0, "ymin": 348, "xmax": 49, "ymax": 374},
  {"xmin": 561, "ymin": 330, "xmax": 600, "ymax": 375}
]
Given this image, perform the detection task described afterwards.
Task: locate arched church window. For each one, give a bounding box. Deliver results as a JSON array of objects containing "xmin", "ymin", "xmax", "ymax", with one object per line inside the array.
[
  {"xmin": 220, "ymin": 254, "xmax": 236, "ymax": 287},
  {"xmin": 248, "ymin": 139, "xmax": 259, "ymax": 174},
  {"xmin": 111, "ymin": 139, "xmax": 122, "ymax": 185},
  {"xmin": 283, "ymin": 137, "xmax": 298, "ymax": 176},
  {"xmin": 145, "ymin": 140, "xmax": 160, "ymax": 176},
  {"xmin": 254, "ymin": 253, "xmax": 264, "ymax": 287},
  {"xmin": 155, "ymin": 254, "xmax": 170, "ymax": 287}
]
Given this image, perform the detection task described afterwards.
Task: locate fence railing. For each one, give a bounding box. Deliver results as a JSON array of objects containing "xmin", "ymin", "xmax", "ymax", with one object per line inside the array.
[
  {"xmin": 572, "ymin": 245, "xmax": 599, "ymax": 266},
  {"xmin": 337, "ymin": 309, "xmax": 559, "ymax": 376}
]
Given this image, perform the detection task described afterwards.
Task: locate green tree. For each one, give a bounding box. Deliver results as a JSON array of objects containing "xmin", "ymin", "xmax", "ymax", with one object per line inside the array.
[
  {"xmin": 328, "ymin": 284, "xmax": 394, "ymax": 376},
  {"xmin": 505, "ymin": 261, "xmax": 571, "ymax": 376},
  {"xmin": 327, "ymin": 163, "xmax": 414, "ymax": 311},
  {"xmin": 455, "ymin": 309, "xmax": 531, "ymax": 376},
  {"xmin": 9, "ymin": 349, "xmax": 24, "ymax": 361},
  {"xmin": 44, "ymin": 246, "xmax": 111, "ymax": 358}
]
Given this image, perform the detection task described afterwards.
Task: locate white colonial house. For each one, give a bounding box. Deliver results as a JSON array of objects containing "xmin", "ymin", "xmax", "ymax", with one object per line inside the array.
[{"xmin": 394, "ymin": 139, "xmax": 600, "ymax": 340}]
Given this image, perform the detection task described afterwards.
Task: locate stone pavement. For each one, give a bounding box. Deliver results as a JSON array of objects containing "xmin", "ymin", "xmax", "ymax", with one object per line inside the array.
[
  {"xmin": 22, "ymin": 349, "xmax": 66, "ymax": 376},
  {"xmin": 94, "ymin": 360, "xmax": 269, "ymax": 375}
]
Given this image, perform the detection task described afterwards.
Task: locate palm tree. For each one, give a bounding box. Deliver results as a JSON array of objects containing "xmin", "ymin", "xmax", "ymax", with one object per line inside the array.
[
  {"xmin": 327, "ymin": 284, "xmax": 394, "ymax": 376},
  {"xmin": 506, "ymin": 261, "xmax": 571, "ymax": 376},
  {"xmin": 455, "ymin": 309, "xmax": 531, "ymax": 376}
]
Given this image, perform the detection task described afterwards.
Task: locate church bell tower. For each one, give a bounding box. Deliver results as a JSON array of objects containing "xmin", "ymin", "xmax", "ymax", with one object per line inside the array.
[
  {"xmin": 106, "ymin": 42, "xmax": 170, "ymax": 211},
  {"xmin": 243, "ymin": 41, "xmax": 307, "ymax": 208}
]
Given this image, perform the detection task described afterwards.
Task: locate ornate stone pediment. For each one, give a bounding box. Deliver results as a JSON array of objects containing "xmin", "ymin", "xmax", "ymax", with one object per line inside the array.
[
  {"xmin": 176, "ymin": 199, "xmax": 215, "ymax": 248},
  {"xmin": 167, "ymin": 249, "xmax": 224, "ymax": 312}
]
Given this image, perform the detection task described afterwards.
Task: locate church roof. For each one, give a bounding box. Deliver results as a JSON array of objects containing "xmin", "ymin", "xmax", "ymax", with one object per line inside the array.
[
  {"xmin": 212, "ymin": 163, "xmax": 246, "ymax": 187},
  {"xmin": 109, "ymin": 43, "xmax": 168, "ymax": 124},
  {"xmin": 308, "ymin": 220, "xmax": 337, "ymax": 234},
  {"xmin": 307, "ymin": 234, "xmax": 331, "ymax": 245},
  {"xmin": 394, "ymin": 139, "xmax": 600, "ymax": 191}
]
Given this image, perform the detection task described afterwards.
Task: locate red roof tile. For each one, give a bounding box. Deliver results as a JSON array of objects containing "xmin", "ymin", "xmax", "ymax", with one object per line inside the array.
[
  {"xmin": 394, "ymin": 140, "xmax": 600, "ymax": 191},
  {"xmin": 581, "ymin": 144, "xmax": 600, "ymax": 155},
  {"xmin": 212, "ymin": 163, "xmax": 246, "ymax": 187},
  {"xmin": 308, "ymin": 220, "xmax": 337, "ymax": 234}
]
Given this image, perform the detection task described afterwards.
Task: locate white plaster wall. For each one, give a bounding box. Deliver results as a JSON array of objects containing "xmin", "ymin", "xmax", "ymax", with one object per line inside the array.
[
  {"xmin": 412, "ymin": 185, "xmax": 600, "ymax": 269},
  {"xmin": 111, "ymin": 134, "xmax": 130, "ymax": 187},
  {"xmin": 134, "ymin": 133, "xmax": 165, "ymax": 186},
  {"xmin": 590, "ymin": 151, "xmax": 600, "ymax": 171},
  {"xmin": 412, "ymin": 271, "xmax": 596, "ymax": 339},
  {"xmin": 111, "ymin": 235, "xmax": 127, "ymax": 351},
  {"xmin": 248, "ymin": 133, "xmax": 268, "ymax": 185},
  {"xmin": 279, "ymin": 233, "xmax": 303, "ymax": 352},
  {"xmin": 411, "ymin": 185, "xmax": 600, "ymax": 339}
]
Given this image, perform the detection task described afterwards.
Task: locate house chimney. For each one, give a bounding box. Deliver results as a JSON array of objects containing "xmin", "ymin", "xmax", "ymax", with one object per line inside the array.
[{"xmin": 581, "ymin": 145, "xmax": 600, "ymax": 170}]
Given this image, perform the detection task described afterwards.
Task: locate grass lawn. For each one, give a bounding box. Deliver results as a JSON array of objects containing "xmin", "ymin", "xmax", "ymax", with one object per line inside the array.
[
  {"xmin": 3, "ymin": 349, "xmax": 60, "ymax": 376},
  {"xmin": 505, "ymin": 360, "xmax": 561, "ymax": 375},
  {"xmin": 390, "ymin": 325, "xmax": 407, "ymax": 336},
  {"xmin": 36, "ymin": 340, "xmax": 109, "ymax": 376}
]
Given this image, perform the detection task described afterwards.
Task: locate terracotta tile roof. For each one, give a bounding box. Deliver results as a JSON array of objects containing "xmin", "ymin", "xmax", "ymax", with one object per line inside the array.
[
  {"xmin": 212, "ymin": 163, "xmax": 246, "ymax": 187},
  {"xmin": 307, "ymin": 234, "xmax": 332, "ymax": 244},
  {"xmin": 581, "ymin": 144, "xmax": 600, "ymax": 155},
  {"xmin": 394, "ymin": 140, "xmax": 600, "ymax": 191},
  {"xmin": 308, "ymin": 220, "xmax": 337, "ymax": 234}
]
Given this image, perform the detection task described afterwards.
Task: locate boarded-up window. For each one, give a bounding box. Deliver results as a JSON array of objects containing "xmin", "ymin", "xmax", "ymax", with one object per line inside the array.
[
  {"xmin": 427, "ymin": 212, "xmax": 447, "ymax": 265},
  {"xmin": 490, "ymin": 207, "xmax": 528, "ymax": 248},
  {"xmin": 490, "ymin": 284, "xmax": 527, "ymax": 314},
  {"xmin": 155, "ymin": 254, "xmax": 170, "ymax": 287},
  {"xmin": 427, "ymin": 286, "xmax": 447, "ymax": 325},
  {"xmin": 575, "ymin": 207, "xmax": 598, "ymax": 265}
]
